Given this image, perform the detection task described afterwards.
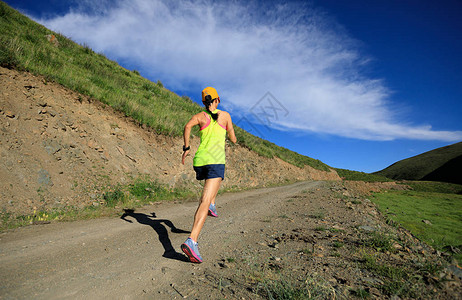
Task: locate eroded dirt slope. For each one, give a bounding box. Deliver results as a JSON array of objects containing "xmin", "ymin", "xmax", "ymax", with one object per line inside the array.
[{"xmin": 0, "ymin": 67, "xmax": 339, "ymax": 218}]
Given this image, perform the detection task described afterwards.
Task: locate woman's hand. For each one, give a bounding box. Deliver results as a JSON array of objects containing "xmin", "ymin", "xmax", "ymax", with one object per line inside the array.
[{"xmin": 182, "ymin": 150, "xmax": 190, "ymax": 165}]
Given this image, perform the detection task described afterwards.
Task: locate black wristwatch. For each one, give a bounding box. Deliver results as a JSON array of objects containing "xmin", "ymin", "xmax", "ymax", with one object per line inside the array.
[{"xmin": 183, "ymin": 145, "xmax": 190, "ymax": 151}]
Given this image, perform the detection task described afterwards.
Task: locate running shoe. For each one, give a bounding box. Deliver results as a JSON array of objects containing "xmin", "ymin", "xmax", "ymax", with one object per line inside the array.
[
  {"xmin": 208, "ymin": 203, "xmax": 218, "ymax": 217},
  {"xmin": 181, "ymin": 238, "xmax": 203, "ymax": 263}
]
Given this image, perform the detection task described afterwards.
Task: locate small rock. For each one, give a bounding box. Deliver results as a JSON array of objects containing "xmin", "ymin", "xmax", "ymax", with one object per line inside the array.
[
  {"xmin": 359, "ymin": 225, "xmax": 376, "ymax": 232},
  {"xmin": 369, "ymin": 287, "xmax": 381, "ymax": 296},
  {"xmin": 101, "ymin": 151, "xmax": 110, "ymax": 161},
  {"xmin": 362, "ymin": 277, "xmax": 384, "ymax": 285},
  {"xmin": 447, "ymin": 265, "xmax": 462, "ymax": 280},
  {"xmin": 218, "ymin": 261, "xmax": 229, "ymax": 268},
  {"xmin": 220, "ymin": 279, "xmax": 231, "ymax": 288},
  {"xmin": 38, "ymin": 169, "xmax": 53, "ymax": 186},
  {"xmin": 422, "ymin": 219, "xmax": 432, "ymax": 226},
  {"xmin": 5, "ymin": 111, "xmax": 15, "ymax": 118},
  {"xmin": 332, "ymin": 225, "xmax": 345, "ymax": 231},
  {"xmin": 328, "ymin": 278, "xmax": 337, "ymax": 285},
  {"xmin": 392, "ymin": 242, "xmax": 403, "ymax": 250},
  {"xmin": 46, "ymin": 34, "xmax": 59, "ymax": 47},
  {"xmin": 268, "ymin": 242, "xmax": 279, "ymax": 249},
  {"xmin": 116, "ymin": 146, "xmax": 126, "ymax": 156},
  {"xmin": 43, "ymin": 140, "xmax": 61, "ymax": 155},
  {"xmin": 88, "ymin": 140, "xmax": 96, "ymax": 149},
  {"xmin": 334, "ymin": 275, "xmax": 348, "ymax": 284}
]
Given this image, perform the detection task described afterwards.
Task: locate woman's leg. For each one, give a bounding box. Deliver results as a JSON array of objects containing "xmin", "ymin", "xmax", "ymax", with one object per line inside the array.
[{"xmin": 189, "ymin": 177, "xmax": 222, "ymax": 242}]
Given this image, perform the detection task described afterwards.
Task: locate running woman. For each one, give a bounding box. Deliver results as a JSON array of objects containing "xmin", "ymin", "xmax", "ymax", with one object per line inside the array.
[{"xmin": 180, "ymin": 87, "xmax": 237, "ymax": 263}]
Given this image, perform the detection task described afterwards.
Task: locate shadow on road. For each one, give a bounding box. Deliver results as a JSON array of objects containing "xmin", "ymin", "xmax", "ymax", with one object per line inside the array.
[{"xmin": 120, "ymin": 209, "xmax": 190, "ymax": 262}]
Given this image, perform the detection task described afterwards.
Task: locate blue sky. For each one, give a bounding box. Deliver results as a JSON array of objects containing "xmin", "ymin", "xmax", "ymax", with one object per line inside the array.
[{"xmin": 6, "ymin": 0, "xmax": 462, "ymax": 172}]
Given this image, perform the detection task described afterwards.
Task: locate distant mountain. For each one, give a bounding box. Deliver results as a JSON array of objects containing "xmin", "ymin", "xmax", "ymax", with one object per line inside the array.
[{"xmin": 374, "ymin": 142, "xmax": 462, "ymax": 184}]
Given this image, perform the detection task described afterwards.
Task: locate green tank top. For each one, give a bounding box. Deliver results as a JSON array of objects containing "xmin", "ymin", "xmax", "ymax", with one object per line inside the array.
[{"xmin": 193, "ymin": 109, "xmax": 227, "ymax": 167}]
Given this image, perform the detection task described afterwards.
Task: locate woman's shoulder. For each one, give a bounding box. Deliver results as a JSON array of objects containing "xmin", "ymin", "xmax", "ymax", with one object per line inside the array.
[
  {"xmin": 194, "ymin": 111, "xmax": 207, "ymax": 118},
  {"xmin": 218, "ymin": 110, "xmax": 231, "ymax": 117}
]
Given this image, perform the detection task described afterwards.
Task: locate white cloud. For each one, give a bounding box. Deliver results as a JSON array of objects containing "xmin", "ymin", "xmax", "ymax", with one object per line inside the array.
[{"xmin": 37, "ymin": 0, "xmax": 462, "ymax": 142}]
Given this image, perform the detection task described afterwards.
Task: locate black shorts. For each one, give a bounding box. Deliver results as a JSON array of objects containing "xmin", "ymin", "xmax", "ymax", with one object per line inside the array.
[{"xmin": 193, "ymin": 164, "xmax": 225, "ymax": 180}]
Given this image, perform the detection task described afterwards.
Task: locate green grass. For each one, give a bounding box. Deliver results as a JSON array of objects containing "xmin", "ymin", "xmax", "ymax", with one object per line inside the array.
[
  {"xmin": 350, "ymin": 288, "xmax": 370, "ymax": 298},
  {"xmin": 1, "ymin": 205, "xmax": 106, "ymax": 231},
  {"xmin": 403, "ymin": 181, "xmax": 462, "ymax": 194},
  {"xmin": 259, "ymin": 275, "xmax": 336, "ymax": 300},
  {"xmin": 362, "ymin": 232, "xmax": 395, "ymax": 252},
  {"xmin": 309, "ymin": 210, "xmax": 325, "ymax": 219},
  {"xmin": 332, "ymin": 241, "xmax": 344, "ymax": 248},
  {"xmin": 107, "ymin": 176, "xmax": 194, "ymax": 208},
  {"xmin": 359, "ymin": 252, "xmax": 439, "ymax": 298},
  {"xmin": 361, "ymin": 253, "xmax": 408, "ymax": 295},
  {"xmin": 103, "ymin": 185, "xmax": 125, "ymax": 207},
  {"xmin": 371, "ymin": 190, "xmax": 462, "ymax": 262},
  {"xmin": 0, "ymin": 2, "xmax": 331, "ymax": 171}
]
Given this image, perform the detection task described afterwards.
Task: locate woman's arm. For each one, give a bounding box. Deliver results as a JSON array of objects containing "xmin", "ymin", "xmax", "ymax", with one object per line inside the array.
[
  {"xmin": 225, "ymin": 113, "xmax": 237, "ymax": 144},
  {"xmin": 182, "ymin": 114, "xmax": 200, "ymax": 165}
]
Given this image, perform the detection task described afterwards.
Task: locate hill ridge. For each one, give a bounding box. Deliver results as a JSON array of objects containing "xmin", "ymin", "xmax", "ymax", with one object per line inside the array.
[{"xmin": 375, "ymin": 142, "xmax": 462, "ymax": 184}]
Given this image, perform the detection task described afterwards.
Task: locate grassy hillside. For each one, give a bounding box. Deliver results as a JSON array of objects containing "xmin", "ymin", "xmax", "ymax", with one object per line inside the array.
[
  {"xmin": 375, "ymin": 142, "xmax": 462, "ymax": 184},
  {"xmin": 335, "ymin": 168, "xmax": 393, "ymax": 182},
  {"xmin": 0, "ymin": 1, "xmax": 330, "ymax": 171}
]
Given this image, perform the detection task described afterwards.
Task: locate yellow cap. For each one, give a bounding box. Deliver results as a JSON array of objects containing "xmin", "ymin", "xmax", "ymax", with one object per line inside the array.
[{"xmin": 202, "ymin": 87, "xmax": 219, "ymax": 102}]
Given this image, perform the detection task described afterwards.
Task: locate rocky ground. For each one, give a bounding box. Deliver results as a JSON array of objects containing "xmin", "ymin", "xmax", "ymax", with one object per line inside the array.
[
  {"xmin": 0, "ymin": 180, "xmax": 460, "ymax": 299},
  {"xmin": 186, "ymin": 181, "xmax": 461, "ymax": 299}
]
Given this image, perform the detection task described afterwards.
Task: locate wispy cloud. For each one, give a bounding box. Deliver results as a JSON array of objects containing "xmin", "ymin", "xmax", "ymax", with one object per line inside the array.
[{"xmin": 36, "ymin": 0, "xmax": 462, "ymax": 141}]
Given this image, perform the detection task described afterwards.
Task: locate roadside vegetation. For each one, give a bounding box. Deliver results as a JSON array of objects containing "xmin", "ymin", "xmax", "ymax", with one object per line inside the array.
[
  {"xmin": 371, "ymin": 181, "xmax": 462, "ymax": 263},
  {"xmin": 0, "ymin": 176, "xmax": 196, "ymax": 231},
  {"xmin": 0, "ymin": 2, "xmax": 330, "ymax": 171}
]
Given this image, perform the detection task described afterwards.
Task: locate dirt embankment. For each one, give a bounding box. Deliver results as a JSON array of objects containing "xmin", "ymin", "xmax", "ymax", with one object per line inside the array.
[{"xmin": 0, "ymin": 67, "xmax": 339, "ymax": 217}]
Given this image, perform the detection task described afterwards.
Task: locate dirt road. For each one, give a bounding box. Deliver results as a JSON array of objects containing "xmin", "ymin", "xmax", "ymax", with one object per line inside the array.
[{"xmin": 0, "ymin": 181, "xmax": 321, "ymax": 299}]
